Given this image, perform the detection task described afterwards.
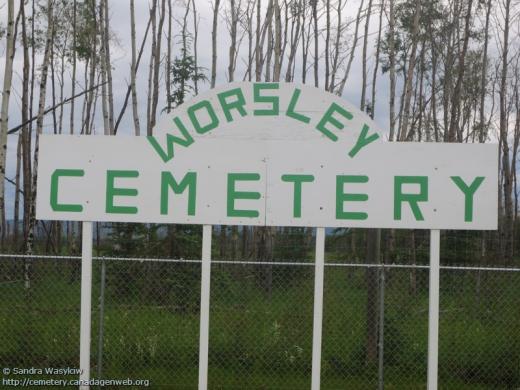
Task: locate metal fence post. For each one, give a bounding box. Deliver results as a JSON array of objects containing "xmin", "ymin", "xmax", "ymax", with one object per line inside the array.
[
  {"xmin": 198, "ymin": 225, "xmax": 212, "ymax": 390},
  {"xmin": 80, "ymin": 221, "xmax": 93, "ymax": 390},
  {"xmin": 427, "ymin": 229, "xmax": 441, "ymax": 390},
  {"xmin": 378, "ymin": 266, "xmax": 385, "ymax": 390},
  {"xmin": 97, "ymin": 258, "xmax": 106, "ymax": 383},
  {"xmin": 311, "ymin": 227, "xmax": 326, "ymax": 390}
]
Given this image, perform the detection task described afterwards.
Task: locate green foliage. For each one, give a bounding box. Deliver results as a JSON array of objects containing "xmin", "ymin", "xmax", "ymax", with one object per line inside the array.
[
  {"xmin": 27, "ymin": 0, "xmax": 113, "ymax": 65},
  {"xmin": 107, "ymin": 223, "xmax": 150, "ymax": 257},
  {"xmin": 272, "ymin": 227, "xmax": 313, "ymax": 283},
  {"xmin": 69, "ymin": 0, "xmax": 102, "ymax": 62},
  {"xmin": 165, "ymin": 26, "xmax": 206, "ymax": 109},
  {"xmin": 394, "ymin": 0, "xmax": 444, "ymax": 36},
  {"xmin": 103, "ymin": 223, "xmax": 202, "ymax": 312},
  {"xmin": 379, "ymin": 0, "xmax": 445, "ymax": 75},
  {"xmin": 166, "ymin": 54, "xmax": 207, "ymax": 108}
]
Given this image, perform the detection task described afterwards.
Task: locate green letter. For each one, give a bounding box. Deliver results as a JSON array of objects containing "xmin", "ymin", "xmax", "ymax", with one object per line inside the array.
[
  {"xmin": 336, "ymin": 175, "xmax": 369, "ymax": 220},
  {"xmin": 253, "ymin": 83, "xmax": 279, "ymax": 115},
  {"xmin": 218, "ymin": 88, "xmax": 247, "ymax": 122},
  {"xmin": 286, "ymin": 88, "xmax": 310, "ymax": 123},
  {"xmin": 281, "ymin": 174, "xmax": 315, "ymax": 218},
  {"xmin": 348, "ymin": 124, "xmax": 380, "ymax": 158},
  {"xmin": 316, "ymin": 103, "xmax": 353, "ymax": 141},
  {"xmin": 106, "ymin": 170, "xmax": 139, "ymax": 214},
  {"xmin": 147, "ymin": 117, "xmax": 194, "ymax": 162},
  {"xmin": 451, "ymin": 176, "xmax": 485, "ymax": 222},
  {"xmin": 394, "ymin": 176, "xmax": 428, "ymax": 221},
  {"xmin": 161, "ymin": 172, "xmax": 197, "ymax": 216},
  {"xmin": 227, "ymin": 173, "xmax": 261, "ymax": 218},
  {"xmin": 50, "ymin": 169, "xmax": 84, "ymax": 212},
  {"xmin": 187, "ymin": 100, "xmax": 219, "ymax": 134}
]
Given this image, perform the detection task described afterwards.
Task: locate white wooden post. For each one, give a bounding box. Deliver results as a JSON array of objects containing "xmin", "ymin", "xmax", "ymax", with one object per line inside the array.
[
  {"xmin": 79, "ymin": 221, "xmax": 93, "ymax": 390},
  {"xmin": 427, "ymin": 229, "xmax": 441, "ymax": 390},
  {"xmin": 198, "ymin": 225, "xmax": 212, "ymax": 390},
  {"xmin": 311, "ymin": 227, "xmax": 326, "ymax": 390}
]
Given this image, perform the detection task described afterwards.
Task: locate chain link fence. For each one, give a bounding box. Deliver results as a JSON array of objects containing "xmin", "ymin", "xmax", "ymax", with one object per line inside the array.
[{"xmin": 1, "ymin": 228, "xmax": 520, "ymax": 389}]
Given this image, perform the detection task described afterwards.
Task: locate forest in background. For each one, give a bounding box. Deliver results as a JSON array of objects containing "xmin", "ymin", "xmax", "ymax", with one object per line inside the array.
[{"xmin": 0, "ymin": 0, "xmax": 519, "ymax": 262}]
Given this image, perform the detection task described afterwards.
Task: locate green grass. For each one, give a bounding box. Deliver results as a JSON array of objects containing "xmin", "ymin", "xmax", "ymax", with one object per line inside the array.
[{"xmin": 0, "ymin": 261, "xmax": 519, "ymax": 388}]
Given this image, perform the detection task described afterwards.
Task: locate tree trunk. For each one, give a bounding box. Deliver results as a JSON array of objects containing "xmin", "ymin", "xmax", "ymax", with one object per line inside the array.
[
  {"xmin": 447, "ymin": 0, "xmax": 474, "ymax": 142},
  {"xmin": 26, "ymin": 0, "xmax": 54, "ymax": 286},
  {"xmin": 104, "ymin": 0, "xmax": 114, "ymax": 134},
  {"xmin": 83, "ymin": 0, "xmax": 97, "ymax": 135},
  {"xmin": 70, "ymin": 0, "xmax": 77, "ymax": 135},
  {"xmin": 337, "ymin": 0, "xmax": 364, "ymax": 96},
  {"xmin": 479, "ymin": 0, "xmax": 492, "ymax": 143},
  {"xmin": 397, "ymin": 0, "xmax": 421, "ymax": 141},
  {"xmin": 130, "ymin": 0, "xmax": 141, "ymax": 134},
  {"xmin": 211, "ymin": 0, "xmax": 221, "ymax": 88},
  {"xmin": 146, "ymin": 0, "xmax": 157, "ymax": 135},
  {"xmin": 360, "ymin": 0, "xmax": 373, "ymax": 110},
  {"xmin": 324, "ymin": 0, "xmax": 330, "ymax": 90},
  {"xmin": 245, "ymin": 1, "xmax": 254, "ymax": 81},
  {"xmin": 113, "ymin": 7, "xmax": 152, "ymax": 134},
  {"xmin": 20, "ymin": 0, "xmax": 31, "ymax": 247},
  {"xmin": 409, "ymin": 230, "xmax": 417, "ymax": 295},
  {"xmin": 191, "ymin": 0, "xmax": 199, "ymax": 94},
  {"xmin": 13, "ymin": 136, "xmax": 22, "ymax": 249},
  {"xmin": 312, "ymin": 0, "xmax": 318, "ymax": 87},
  {"xmin": 100, "ymin": 0, "xmax": 110, "ymax": 135},
  {"xmin": 272, "ymin": 0, "xmax": 282, "ymax": 81},
  {"xmin": 0, "ymin": 0, "xmax": 16, "ymax": 245},
  {"xmin": 284, "ymin": 0, "xmax": 302, "ymax": 82},
  {"xmin": 255, "ymin": 0, "xmax": 262, "ymax": 81},
  {"xmin": 370, "ymin": 0, "xmax": 384, "ymax": 118},
  {"xmin": 329, "ymin": 0, "xmax": 342, "ymax": 90},
  {"xmin": 149, "ymin": 0, "xmax": 165, "ymax": 135},
  {"xmin": 499, "ymin": 0, "xmax": 513, "ymax": 262},
  {"xmin": 388, "ymin": 0, "xmax": 396, "ymax": 141},
  {"xmin": 228, "ymin": 0, "xmax": 238, "ymax": 82},
  {"xmin": 220, "ymin": 226, "xmax": 227, "ymax": 259}
]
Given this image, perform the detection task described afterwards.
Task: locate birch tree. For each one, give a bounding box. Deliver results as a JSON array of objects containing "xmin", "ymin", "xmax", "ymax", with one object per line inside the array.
[
  {"xmin": 498, "ymin": 0, "xmax": 514, "ymax": 261},
  {"xmin": 211, "ymin": 0, "xmax": 221, "ymax": 88},
  {"xmin": 0, "ymin": 0, "xmax": 16, "ymax": 244},
  {"xmin": 26, "ymin": 0, "xmax": 54, "ymax": 286},
  {"xmin": 130, "ymin": 0, "xmax": 141, "ymax": 134},
  {"xmin": 397, "ymin": 0, "xmax": 421, "ymax": 141}
]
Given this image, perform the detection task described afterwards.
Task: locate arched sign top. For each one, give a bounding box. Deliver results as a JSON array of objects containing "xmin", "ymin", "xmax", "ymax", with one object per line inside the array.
[
  {"xmin": 36, "ymin": 82, "xmax": 497, "ymax": 230},
  {"xmin": 149, "ymin": 82, "xmax": 382, "ymax": 163}
]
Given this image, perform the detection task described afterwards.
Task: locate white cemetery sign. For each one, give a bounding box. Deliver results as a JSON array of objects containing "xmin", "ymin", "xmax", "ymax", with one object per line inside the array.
[
  {"xmin": 36, "ymin": 82, "xmax": 497, "ymax": 229},
  {"xmin": 35, "ymin": 82, "xmax": 498, "ymax": 390}
]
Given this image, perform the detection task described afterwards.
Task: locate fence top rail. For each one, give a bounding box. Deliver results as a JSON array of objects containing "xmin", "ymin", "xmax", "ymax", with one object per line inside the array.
[{"xmin": 0, "ymin": 253, "xmax": 519, "ymax": 272}]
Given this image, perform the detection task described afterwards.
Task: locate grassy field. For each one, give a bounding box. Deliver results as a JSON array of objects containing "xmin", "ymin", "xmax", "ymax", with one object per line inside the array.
[{"xmin": 0, "ymin": 259, "xmax": 519, "ymax": 389}]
